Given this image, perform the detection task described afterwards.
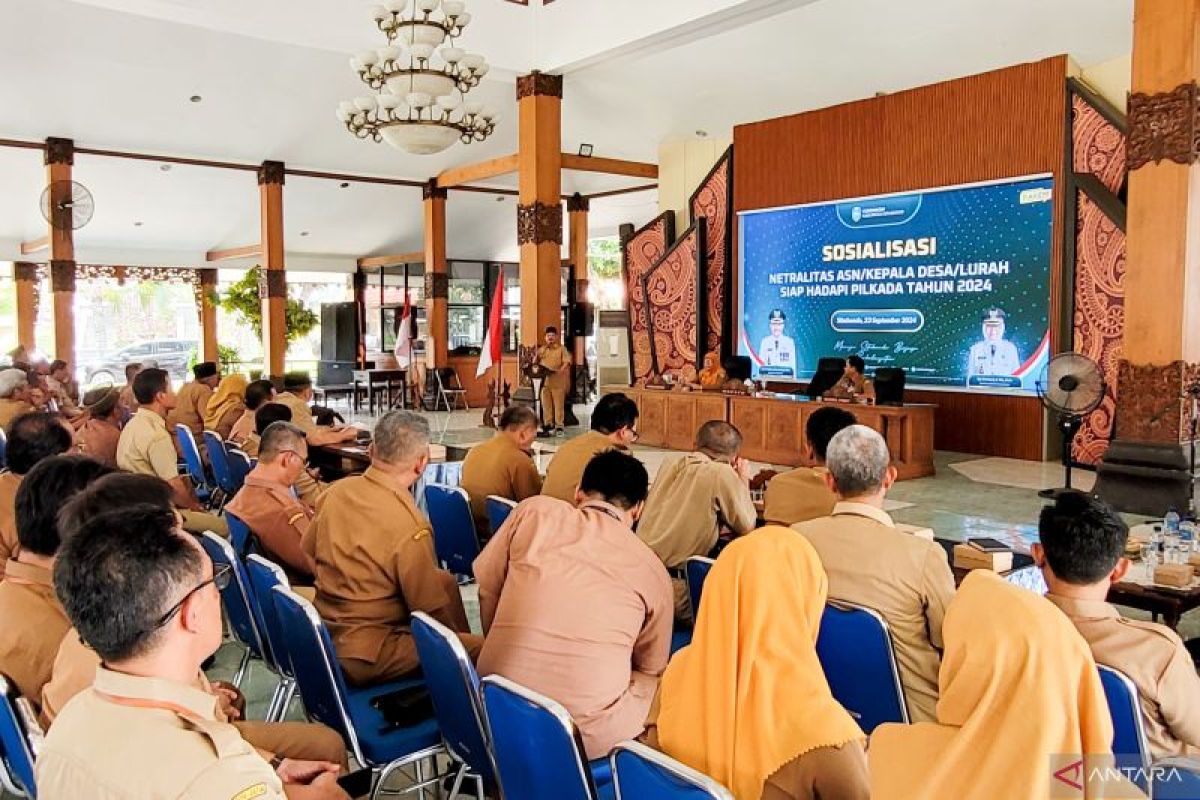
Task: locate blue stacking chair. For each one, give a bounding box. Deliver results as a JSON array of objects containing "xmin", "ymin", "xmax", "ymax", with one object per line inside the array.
[
  {"xmin": 485, "ymin": 495, "xmax": 517, "ymax": 537},
  {"xmin": 1098, "ymin": 664, "xmax": 1151, "ymax": 792},
  {"xmin": 203, "ymin": 431, "xmax": 238, "ymax": 506},
  {"xmin": 224, "ymin": 511, "xmax": 258, "ymax": 561},
  {"xmin": 1147, "ymin": 756, "xmax": 1200, "ymax": 798},
  {"xmin": 685, "ymin": 557, "xmax": 715, "ymax": 620},
  {"xmin": 0, "ymin": 675, "xmax": 40, "ymax": 798},
  {"xmin": 226, "ymin": 447, "xmax": 253, "ymax": 494},
  {"xmin": 815, "ymin": 600, "xmax": 908, "ymax": 733},
  {"xmin": 424, "ymin": 483, "xmax": 481, "ymax": 581},
  {"xmin": 480, "ymin": 675, "xmax": 614, "ymax": 800},
  {"xmin": 411, "ymin": 612, "xmax": 494, "ymax": 799},
  {"xmin": 271, "ymin": 586, "xmax": 442, "ymax": 798},
  {"xmin": 245, "ymin": 555, "xmax": 299, "ymax": 723},
  {"xmin": 0, "ymin": 428, "xmax": 8, "ymax": 469},
  {"xmin": 611, "ymin": 741, "xmax": 734, "ymax": 800},
  {"xmin": 199, "ymin": 532, "xmax": 269, "ymax": 688},
  {"xmin": 175, "ymin": 424, "xmax": 213, "ymax": 506}
]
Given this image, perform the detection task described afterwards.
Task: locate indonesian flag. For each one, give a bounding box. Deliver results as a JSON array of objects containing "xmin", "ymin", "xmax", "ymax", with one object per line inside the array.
[
  {"xmin": 477, "ymin": 267, "xmax": 504, "ymax": 377},
  {"xmin": 394, "ymin": 291, "xmax": 413, "ymax": 368}
]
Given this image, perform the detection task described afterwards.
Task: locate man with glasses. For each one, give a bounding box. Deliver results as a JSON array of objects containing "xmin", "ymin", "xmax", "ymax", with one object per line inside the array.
[
  {"xmin": 541, "ymin": 392, "xmax": 640, "ymax": 503},
  {"xmin": 39, "ymin": 505, "xmax": 349, "ymax": 800},
  {"xmin": 226, "ymin": 421, "xmax": 318, "ymax": 586}
]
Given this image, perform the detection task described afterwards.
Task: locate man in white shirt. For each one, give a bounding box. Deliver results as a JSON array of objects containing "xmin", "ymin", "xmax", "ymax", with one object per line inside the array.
[
  {"xmin": 967, "ymin": 307, "xmax": 1021, "ymax": 377},
  {"xmin": 758, "ymin": 308, "xmax": 797, "ymax": 376}
]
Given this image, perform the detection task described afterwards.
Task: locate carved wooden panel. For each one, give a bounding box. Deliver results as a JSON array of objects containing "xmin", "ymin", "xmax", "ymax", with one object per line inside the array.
[
  {"xmin": 622, "ymin": 212, "xmax": 676, "ymax": 385},
  {"xmin": 690, "ymin": 147, "xmax": 733, "ymax": 358},
  {"xmin": 642, "ymin": 222, "xmax": 706, "ymax": 381}
]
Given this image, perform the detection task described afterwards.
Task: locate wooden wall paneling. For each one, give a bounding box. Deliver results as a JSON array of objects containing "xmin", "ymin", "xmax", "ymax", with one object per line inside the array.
[
  {"xmin": 636, "ymin": 390, "xmax": 669, "ymax": 447},
  {"xmin": 905, "ymin": 390, "xmax": 1043, "ymax": 460}
]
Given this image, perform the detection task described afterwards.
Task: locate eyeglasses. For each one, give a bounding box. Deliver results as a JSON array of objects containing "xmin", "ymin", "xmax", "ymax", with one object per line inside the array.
[{"xmin": 148, "ymin": 563, "xmax": 232, "ymax": 632}]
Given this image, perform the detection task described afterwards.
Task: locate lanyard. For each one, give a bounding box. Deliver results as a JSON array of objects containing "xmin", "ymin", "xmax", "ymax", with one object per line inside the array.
[{"xmin": 583, "ymin": 503, "xmax": 625, "ymax": 524}]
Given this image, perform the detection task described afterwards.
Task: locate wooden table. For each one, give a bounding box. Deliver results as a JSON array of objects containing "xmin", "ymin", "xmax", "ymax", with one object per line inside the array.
[
  {"xmin": 1106, "ymin": 581, "xmax": 1200, "ymax": 630},
  {"xmin": 623, "ymin": 388, "xmax": 936, "ymax": 480},
  {"xmin": 310, "ymin": 441, "xmax": 462, "ymax": 480},
  {"xmin": 352, "ymin": 369, "xmax": 406, "ymax": 415}
]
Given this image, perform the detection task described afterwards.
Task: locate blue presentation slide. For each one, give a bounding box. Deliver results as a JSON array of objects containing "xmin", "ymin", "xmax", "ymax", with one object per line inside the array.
[{"xmin": 737, "ymin": 174, "xmax": 1053, "ymax": 394}]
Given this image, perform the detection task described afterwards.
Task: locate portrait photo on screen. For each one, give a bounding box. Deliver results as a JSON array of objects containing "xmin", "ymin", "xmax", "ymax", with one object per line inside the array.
[{"xmin": 737, "ymin": 174, "xmax": 1053, "ymax": 395}]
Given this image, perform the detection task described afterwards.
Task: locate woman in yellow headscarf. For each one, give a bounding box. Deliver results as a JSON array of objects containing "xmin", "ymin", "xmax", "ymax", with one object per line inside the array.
[
  {"xmin": 202, "ymin": 373, "xmax": 248, "ymax": 440},
  {"xmin": 647, "ymin": 526, "xmax": 867, "ymax": 800},
  {"xmin": 870, "ymin": 570, "xmax": 1145, "ymax": 800}
]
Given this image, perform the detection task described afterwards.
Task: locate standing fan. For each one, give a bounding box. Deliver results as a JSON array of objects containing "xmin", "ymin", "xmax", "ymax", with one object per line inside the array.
[
  {"xmin": 1036, "ymin": 352, "xmax": 1105, "ymax": 498},
  {"xmin": 39, "ymin": 181, "xmax": 95, "ymax": 230}
]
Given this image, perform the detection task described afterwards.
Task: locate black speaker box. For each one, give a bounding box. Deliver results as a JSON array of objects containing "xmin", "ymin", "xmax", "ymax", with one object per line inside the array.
[
  {"xmin": 321, "ymin": 302, "xmax": 358, "ymax": 362},
  {"xmin": 569, "ymin": 302, "xmax": 595, "ymax": 337},
  {"xmin": 873, "ymin": 367, "xmax": 907, "ymax": 406}
]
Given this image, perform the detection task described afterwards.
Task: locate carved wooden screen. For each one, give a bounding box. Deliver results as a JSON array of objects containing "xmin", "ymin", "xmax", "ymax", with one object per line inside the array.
[
  {"xmin": 622, "ymin": 212, "xmax": 676, "ymax": 384},
  {"xmin": 641, "ymin": 222, "xmax": 707, "ymax": 381},
  {"xmin": 690, "ymin": 147, "xmax": 734, "ymax": 359}
]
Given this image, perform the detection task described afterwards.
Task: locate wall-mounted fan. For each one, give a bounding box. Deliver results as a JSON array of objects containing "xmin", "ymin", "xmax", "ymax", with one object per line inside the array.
[
  {"xmin": 39, "ymin": 181, "xmax": 94, "ymax": 230},
  {"xmin": 1036, "ymin": 352, "xmax": 1106, "ymax": 498}
]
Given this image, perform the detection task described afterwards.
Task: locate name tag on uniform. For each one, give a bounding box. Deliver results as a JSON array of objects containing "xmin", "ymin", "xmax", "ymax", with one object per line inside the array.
[
  {"xmin": 413, "ymin": 528, "xmax": 431, "ymax": 542},
  {"xmin": 231, "ymin": 785, "xmax": 269, "ymax": 800}
]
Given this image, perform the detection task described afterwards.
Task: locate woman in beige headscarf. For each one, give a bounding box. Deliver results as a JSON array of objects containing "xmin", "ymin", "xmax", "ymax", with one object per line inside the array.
[
  {"xmin": 870, "ymin": 570, "xmax": 1145, "ymax": 800},
  {"xmin": 202, "ymin": 373, "xmax": 248, "ymax": 440},
  {"xmin": 645, "ymin": 526, "xmax": 867, "ymax": 800}
]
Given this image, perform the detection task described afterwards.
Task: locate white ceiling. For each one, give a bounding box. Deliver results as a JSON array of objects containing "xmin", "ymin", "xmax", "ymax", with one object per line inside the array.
[{"xmin": 0, "ymin": 0, "xmax": 1132, "ymax": 268}]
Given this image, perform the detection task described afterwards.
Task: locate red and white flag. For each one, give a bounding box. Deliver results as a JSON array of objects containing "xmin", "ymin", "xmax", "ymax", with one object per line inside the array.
[
  {"xmin": 477, "ymin": 267, "xmax": 504, "ymax": 377},
  {"xmin": 393, "ymin": 291, "xmax": 413, "ymax": 367}
]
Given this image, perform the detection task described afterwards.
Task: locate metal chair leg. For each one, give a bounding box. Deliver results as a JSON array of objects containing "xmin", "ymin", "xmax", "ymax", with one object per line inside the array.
[
  {"xmin": 447, "ymin": 762, "xmax": 467, "ymax": 799},
  {"xmin": 231, "ymin": 648, "xmax": 252, "ymax": 688}
]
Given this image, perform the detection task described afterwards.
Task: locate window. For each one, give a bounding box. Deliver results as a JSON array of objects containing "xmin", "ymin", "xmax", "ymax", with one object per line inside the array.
[
  {"xmin": 489, "ymin": 264, "xmax": 521, "ymax": 353},
  {"xmin": 448, "ymin": 262, "xmax": 485, "ymax": 351},
  {"xmin": 381, "ymin": 263, "xmax": 426, "ymax": 351}
]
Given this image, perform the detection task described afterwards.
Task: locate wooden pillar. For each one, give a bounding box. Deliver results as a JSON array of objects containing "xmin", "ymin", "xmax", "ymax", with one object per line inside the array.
[
  {"xmin": 199, "ymin": 268, "xmax": 219, "ymax": 364},
  {"xmin": 45, "ymin": 137, "xmax": 75, "ymax": 365},
  {"xmin": 258, "ymin": 160, "xmax": 287, "ymax": 378},
  {"xmin": 1097, "ymin": 0, "xmax": 1200, "ymax": 513},
  {"xmin": 516, "ymin": 71, "xmax": 563, "ymax": 344},
  {"xmin": 424, "ymin": 180, "xmax": 449, "ymax": 367},
  {"xmin": 353, "ymin": 267, "xmax": 368, "ymax": 369},
  {"xmin": 13, "ymin": 263, "xmax": 37, "ymax": 351}
]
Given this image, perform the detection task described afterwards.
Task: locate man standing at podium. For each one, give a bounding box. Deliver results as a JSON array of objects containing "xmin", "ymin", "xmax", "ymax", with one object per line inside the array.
[
  {"xmin": 537, "ymin": 326, "xmax": 572, "ymax": 437},
  {"xmin": 967, "ymin": 307, "xmax": 1021, "ymax": 378}
]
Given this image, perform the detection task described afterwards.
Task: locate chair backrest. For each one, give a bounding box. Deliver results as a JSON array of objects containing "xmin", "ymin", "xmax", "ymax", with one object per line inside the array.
[
  {"xmin": 424, "ymin": 483, "xmax": 480, "ymax": 579},
  {"xmin": 1098, "ymin": 664, "xmax": 1151, "ymax": 790},
  {"xmin": 485, "ymin": 495, "xmax": 518, "ymax": 537},
  {"xmin": 203, "ymin": 431, "xmax": 237, "ymax": 495},
  {"xmin": 226, "ymin": 447, "xmax": 252, "ymax": 494},
  {"xmin": 815, "ymin": 600, "xmax": 908, "ymax": 733},
  {"xmin": 0, "ymin": 428, "xmax": 8, "ymax": 470},
  {"xmin": 1149, "ymin": 756, "xmax": 1200, "ymax": 798},
  {"xmin": 270, "ymin": 585, "xmax": 366, "ymax": 765},
  {"xmin": 0, "ymin": 676, "xmax": 38, "ymax": 797},
  {"xmin": 611, "ymin": 741, "xmax": 734, "ymax": 800},
  {"xmin": 685, "ymin": 557, "xmax": 715, "ymax": 620},
  {"xmin": 480, "ymin": 675, "xmax": 598, "ymax": 800},
  {"xmin": 224, "ymin": 511, "xmax": 257, "ymax": 561},
  {"xmin": 176, "ymin": 424, "xmax": 206, "ymax": 487},
  {"xmin": 436, "ymin": 368, "xmax": 464, "ymax": 391},
  {"xmin": 410, "ymin": 612, "xmax": 494, "ymax": 782},
  {"xmin": 245, "ymin": 555, "xmax": 293, "ymax": 678},
  {"xmin": 198, "ymin": 532, "xmax": 269, "ymax": 664}
]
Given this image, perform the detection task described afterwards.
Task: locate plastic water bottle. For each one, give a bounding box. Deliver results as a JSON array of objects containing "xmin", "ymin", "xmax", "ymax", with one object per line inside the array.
[
  {"xmin": 1181, "ymin": 519, "xmax": 1197, "ymax": 555},
  {"xmin": 1166, "ymin": 508, "xmax": 1181, "ymax": 536}
]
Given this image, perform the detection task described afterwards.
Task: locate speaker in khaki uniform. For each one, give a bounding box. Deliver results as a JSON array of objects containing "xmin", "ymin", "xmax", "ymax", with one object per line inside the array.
[{"xmin": 536, "ymin": 326, "xmax": 573, "ymax": 435}]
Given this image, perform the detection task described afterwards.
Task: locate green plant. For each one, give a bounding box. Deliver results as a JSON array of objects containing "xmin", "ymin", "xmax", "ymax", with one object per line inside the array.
[
  {"xmin": 217, "ymin": 343, "xmax": 242, "ymax": 372},
  {"xmin": 214, "ymin": 265, "xmax": 319, "ymax": 345}
]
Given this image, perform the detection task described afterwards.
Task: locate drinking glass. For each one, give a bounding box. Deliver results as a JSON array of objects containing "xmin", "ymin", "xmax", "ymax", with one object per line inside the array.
[{"xmin": 1141, "ymin": 543, "xmax": 1158, "ymax": 581}]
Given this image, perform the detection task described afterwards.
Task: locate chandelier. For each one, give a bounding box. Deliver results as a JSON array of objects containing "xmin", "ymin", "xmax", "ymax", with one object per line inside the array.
[{"xmin": 337, "ymin": 0, "xmax": 496, "ymax": 156}]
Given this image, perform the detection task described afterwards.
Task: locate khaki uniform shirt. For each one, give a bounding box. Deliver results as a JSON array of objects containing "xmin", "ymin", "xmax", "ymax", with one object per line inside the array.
[
  {"xmin": 0, "ymin": 559, "xmax": 71, "ymax": 707},
  {"xmin": 538, "ymin": 343, "xmax": 572, "ymax": 389},
  {"xmin": 76, "ymin": 417, "xmax": 122, "ymax": 468},
  {"xmin": 36, "ymin": 667, "xmax": 286, "ymax": 800},
  {"xmin": 763, "ymin": 466, "xmax": 838, "ymax": 526},
  {"xmin": 228, "ymin": 410, "xmax": 257, "ymax": 449},
  {"xmin": 304, "ymin": 466, "xmax": 474, "ymax": 682},
  {"xmin": 227, "ymin": 473, "xmax": 316, "ymax": 583},
  {"xmin": 460, "ymin": 434, "xmax": 543, "ymax": 532},
  {"xmin": 0, "ymin": 472, "xmax": 22, "ymax": 578},
  {"xmin": 275, "ymin": 392, "xmax": 317, "ymax": 436},
  {"xmin": 118, "ymin": 384, "xmax": 138, "ymax": 416},
  {"xmin": 1047, "ymin": 593, "xmax": 1200, "ymax": 761},
  {"xmin": 541, "ymin": 431, "xmax": 623, "ymax": 503},
  {"xmin": 117, "ymin": 408, "xmax": 179, "ymax": 481},
  {"xmin": 475, "ymin": 496, "xmax": 673, "ymax": 759},
  {"xmin": 638, "ymin": 452, "xmax": 757, "ymax": 568},
  {"xmin": 167, "ymin": 381, "xmax": 213, "ymax": 438},
  {"xmin": 794, "ymin": 502, "xmax": 955, "ymax": 723},
  {"xmin": 0, "ymin": 398, "xmax": 34, "ymax": 433}
]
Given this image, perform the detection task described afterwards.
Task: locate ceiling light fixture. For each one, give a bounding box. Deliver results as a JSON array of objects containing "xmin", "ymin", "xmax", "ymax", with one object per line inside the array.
[
  {"xmin": 338, "ymin": 0, "xmax": 495, "ymax": 155},
  {"xmin": 189, "ymin": 95, "xmax": 202, "ymax": 103},
  {"xmin": 159, "ymin": 164, "xmax": 172, "ymax": 172},
  {"xmin": 578, "ymin": 143, "xmax": 594, "ymax": 157},
  {"xmin": 695, "ymin": 129, "xmax": 708, "ymax": 138},
  {"xmin": 339, "ymin": 182, "xmax": 350, "ymax": 188},
  {"xmin": 300, "ymin": 231, "xmax": 310, "ymax": 237},
  {"xmin": 134, "ymin": 221, "xmax": 143, "ymax": 227}
]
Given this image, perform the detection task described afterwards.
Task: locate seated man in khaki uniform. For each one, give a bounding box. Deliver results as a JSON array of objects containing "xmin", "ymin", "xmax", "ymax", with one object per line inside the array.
[
  {"xmin": 38, "ymin": 505, "xmax": 349, "ymax": 800},
  {"xmin": 0, "ymin": 412, "xmax": 73, "ymax": 578},
  {"xmin": 230, "ymin": 379, "xmax": 276, "ymax": 450},
  {"xmin": 40, "ymin": 471, "xmax": 347, "ymax": 769},
  {"xmin": 460, "ymin": 404, "xmax": 542, "ymax": 536},
  {"xmin": 794, "ymin": 425, "xmax": 955, "ymax": 723},
  {"xmin": 541, "ymin": 392, "xmax": 639, "ymax": 502},
  {"xmin": 0, "ymin": 368, "xmax": 35, "ymax": 433},
  {"xmin": 305, "ymin": 409, "xmax": 481, "ymax": 687},
  {"xmin": 763, "ymin": 406, "xmax": 856, "ymax": 526},
  {"xmin": 637, "ymin": 421, "xmax": 757, "ymax": 621},
  {"xmin": 166, "ymin": 361, "xmax": 219, "ymax": 442},
  {"xmin": 1035, "ymin": 491, "xmax": 1200, "ymax": 761},
  {"xmin": 76, "ymin": 386, "xmax": 123, "ymax": 467},
  {"xmin": 116, "ymin": 367, "xmax": 229, "ymax": 537},
  {"xmin": 823, "ymin": 354, "xmax": 875, "ymax": 402},
  {"xmin": 227, "ymin": 421, "xmax": 318, "ymax": 585},
  {"xmin": 276, "ymin": 372, "xmax": 357, "ymax": 448},
  {"xmin": 241, "ymin": 403, "xmax": 328, "ymax": 506},
  {"xmin": 0, "ymin": 455, "xmax": 111, "ymax": 708}
]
